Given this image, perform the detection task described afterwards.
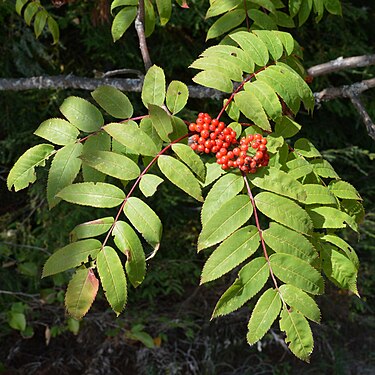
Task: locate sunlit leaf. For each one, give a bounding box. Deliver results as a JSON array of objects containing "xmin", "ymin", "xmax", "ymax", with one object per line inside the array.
[{"xmin": 34, "ymin": 118, "xmax": 79, "ymax": 145}]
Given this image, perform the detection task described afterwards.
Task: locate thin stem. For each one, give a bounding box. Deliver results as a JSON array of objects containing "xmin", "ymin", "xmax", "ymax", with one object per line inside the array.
[
  {"xmin": 216, "ymin": 67, "xmax": 266, "ymax": 120},
  {"xmin": 101, "ymin": 133, "xmax": 189, "ymax": 249},
  {"xmin": 122, "ymin": 115, "xmax": 149, "ymax": 123},
  {"xmin": 243, "ymin": 0, "xmax": 250, "ymax": 31},
  {"xmin": 135, "ymin": 0, "xmax": 152, "ymax": 71},
  {"xmin": 242, "ymin": 173, "xmax": 287, "ymax": 308}
]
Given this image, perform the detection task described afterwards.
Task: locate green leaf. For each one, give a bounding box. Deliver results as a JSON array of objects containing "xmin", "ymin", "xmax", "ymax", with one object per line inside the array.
[
  {"xmin": 34, "ymin": 118, "xmax": 79, "ymax": 145},
  {"xmin": 279, "ymin": 308, "xmax": 313, "ymax": 362},
  {"xmin": 310, "ymin": 159, "xmax": 339, "ymax": 179},
  {"xmin": 7, "ymin": 311, "xmax": 26, "ymax": 331},
  {"xmin": 139, "ymin": 174, "xmax": 164, "ymax": 197},
  {"xmin": 80, "ymin": 150, "xmax": 140, "ymax": 181},
  {"xmin": 313, "ymin": 0, "xmax": 324, "ymax": 22},
  {"xmin": 97, "ymin": 246, "xmax": 127, "ymax": 315},
  {"xmin": 16, "ymin": 0, "xmax": 28, "ymax": 15},
  {"xmin": 65, "ymin": 268, "xmax": 99, "ymax": 320},
  {"xmin": 105, "ymin": 121, "xmax": 159, "ymax": 156},
  {"xmin": 324, "ymin": 0, "xmax": 342, "ymax": 15},
  {"xmin": 303, "ymin": 184, "xmax": 337, "ymax": 205},
  {"xmin": 158, "ymin": 155, "xmax": 203, "ymax": 201},
  {"xmin": 47, "ymin": 16, "xmax": 59, "ymax": 44},
  {"xmin": 172, "ymin": 143, "xmax": 206, "ymax": 181},
  {"xmin": 201, "ymin": 44, "xmax": 255, "ymax": 73},
  {"xmin": 279, "ymin": 284, "xmax": 321, "ymax": 323},
  {"xmin": 248, "ymin": 9, "xmax": 278, "ymax": 30},
  {"xmin": 273, "ymin": 31, "xmax": 295, "ymax": 55},
  {"xmin": 270, "ymin": 253, "xmax": 324, "ymax": 295},
  {"xmin": 202, "ymin": 159, "xmax": 225, "ymax": 187},
  {"xmin": 24, "ymin": 2, "xmax": 38, "ymax": 25},
  {"xmin": 82, "ymin": 132, "xmax": 111, "ymax": 182},
  {"xmin": 111, "ymin": 6, "xmax": 137, "ymax": 42},
  {"xmin": 322, "ymin": 245, "xmax": 358, "ymax": 295},
  {"xmin": 140, "ymin": 117, "xmax": 163, "ymax": 150},
  {"xmin": 57, "ymin": 182, "xmax": 125, "ymax": 208},
  {"xmin": 341, "ymin": 199, "xmax": 365, "ymax": 225},
  {"xmin": 320, "ymin": 234, "xmax": 359, "ymax": 269},
  {"xmin": 270, "ymin": 10, "xmax": 295, "ymax": 27},
  {"xmin": 60, "ymin": 96, "xmax": 104, "ymax": 133},
  {"xmin": 225, "ymin": 101, "xmax": 240, "ymax": 122},
  {"xmin": 91, "ymin": 86, "xmax": 133, "ymax": 119},
  {"xmin": 207, "ymin": 10, "xmax": 246, "ymax": 40},
  {"xmin": 201, "ymin": 173, "xmax": 244, "ymax": 225},
  {"xmin": 47, "ymin": 142, "xmax": 83, "ymax": 208},
  {"xmin": 113, "ymin": 221, "xmax": 146, "ymax": 288},
  {"xmin": 43, "ymin": 239, "xmax": 102, "ymax": 277},
  {"xmin": 149, "ymin": 104, "xmax": 173, "ymax": 142},
  {"xmin": 298, "ymin": 0, "xmax": 313, "ymax": 26},
  {"xmin": 144, "ymin": 0, "xmax": 156, "ymax": 37},
  {"xmin": 247, "ymin": 288, "xmax": 281, "ymax": 345},
  {"xmin": 7, "ymin": 144, "xmax": 55, "ymax": 192},
  {"xmin": 190, "ymin": 56, "xmax": 243, "ymax": 82},
  {"xmin": 155, "ymin": 0, "xmax": 172, "ymax": 25},
  {"xmin": 192, "ymin": 70, "xmax": 233, "ymax": 93},
  {"xmin": 255, "ymin": 192, "xmax": 313, "ymax": 234},
  {"xmin": 248, "ymin": 167, "xmax": 307, "ymax": 202},
  {"xmin": 201, "ymin": 225, "xmax": 260, "ymax": 284},
  {"xmin": 294, "ymin": 138, "xmax": 321, "ymax": 158},
  {"xmin": 249, "ymin": 0, "xmax": 277, "ymax": 14},
  {"xmin": 263, "ymin": 222, "xmax": 317, "ymax": 263},
  {"xmin": 198, "ymin": 195, "xmax": 253, "ymax": 251},
  {"xmin": 328, "ymin": 180, "xmax": 361, "ymax": 200},
  {"xmin": 230, "ymin": 31, "xmax": 269, "ymax": 66},
  {"xmin": 205, "ymin": 0, "xmax": 241, "ymax": 18},
  {"xmin": 71, "ymin": 217, "xmax": 114, "ymax": 241},
  {"xmin": 34, "ymin": 9, "xmax": 48, "ymax": 38},
  {"xmin": 307, "ymin": 206, "xmax": 358, "ymax": 232},
  {"xmin": 111, "ymin": 0, "xmax": 138, "ymax": 13},
  {"xmin": 274, "ymin": 116, "xmax": 301, "ymax": 138},
  {"xmin": 255, "ymin": 66, "xmax": 300, "ymax": 114},
  {"xmin": 123, "ymin": 197, "xmax": 162, "ymax": 250},
  {"xmin": 166, "ymin": 80, "xmax": 189, "ymax": 114},
  {"xmin": 169, "ymin": 116, "xmax": 188, "ymax": 142},
  {"xmin": 289, "ymin": 0, "xmax": 302, "ymax": 17},
  {"xmin": 285, "ymin": 158, "xmax": 313, "ymax": 179},
  {"xmin": 141, "ymin": 65, "xmax": 166, "ymax": 108},
  {"xmin": 244, "ymin": 80, "xmax": 282, "ymax": 121},
  {"xmin": 212, "ymin": 257, "xmax": 269, "ymax": 317},
  {"xmin": 234, "ymin": 90, "xmax": 271, "ymax": 131}
]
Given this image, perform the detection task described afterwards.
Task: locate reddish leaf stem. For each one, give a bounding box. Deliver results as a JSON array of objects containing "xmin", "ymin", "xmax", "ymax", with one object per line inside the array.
[
  {"xmin": 101, "ymin": 133, "xmax": 189, "ymax": 250},
  {"xmin": 242, "ymin": 173, "xmax": 281, "ymax": 293}
]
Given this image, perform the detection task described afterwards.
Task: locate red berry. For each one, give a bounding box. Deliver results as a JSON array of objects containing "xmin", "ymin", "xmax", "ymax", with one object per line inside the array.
[
  {"xmin": 255, "ymin": 134, "xmax": 262, "ymax": 140},
  {"xmin": 198, "ymin": 137, "xmax": 205, "ymax": 145},
  {"xmin": 222, "ymin": 142, "xmax": 230, "ymax": 148},
  {"xmin": 240, "ymin": 144, "xmax": 248, "ymax": 151},
  {"xmin": 189, "ymin": 123, "xmax": 196, "ymax": 132},
  {"xmin": 233, "ymin": 148, "xmax": 240, "ymax": 156},
  {"xmin": 198, "ymin": 112, "xmax": 204, "ymax": 118},
  {"xmin": 197, "ymin": 144, "xmax": 205, "ymax": 152},
  {"xmin": 211, "ymin": 119, "xmax": 219, "ymax": 127},
  {"xmin": 201, "ymin": 130, "xmax": 210, "ymax": 138},
  {"xmin": 212, "ymin": 146, "xmax": 219, "ymax": 153},
  {"xmin": 190, "ymin": 143, "xmax": 198, "ymax": 151},
  {"xmin": 218, "ymin": 122, "xmax": 225, "ymax": 131},
  {"xmin": 204, "ymin": 147, "xmax": 211, "ymax": 154},
  {"xmin": 259, "ymin": 144, "xmax": 267, "ymax": 151},
  {"xmin": 191, "ymin": 134, "xmax": 199, "ymax": 142},
  {"xmin": 196, "ymin": 124, "xmax": 203, "ymax": 132},
  {"xmin": 256, "ymin": 151, "xmax": 264, "ymax": 159},
  {"xmin": 196, "ymin": 118, "xmax": 204, "ymax": 125},
  {"xmin": 261, "ymin": 138, "xmax": 267, "ymax": 145}
]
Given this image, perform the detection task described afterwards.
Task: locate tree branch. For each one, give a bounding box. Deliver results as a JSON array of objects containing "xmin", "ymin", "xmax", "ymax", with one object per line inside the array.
[
  {"xmin": 349, "ymin": 96, "xmax": 375, "ymax": 141},
  {"xmin": 135, "ymin": 0, "xmax": 152, "ymax": 71},
  {"xmin": 307, "ymin": 54, "xmax": 375, "ymax": 77}
]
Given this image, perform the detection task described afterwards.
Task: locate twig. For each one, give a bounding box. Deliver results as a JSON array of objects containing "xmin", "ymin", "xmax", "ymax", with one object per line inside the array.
[
  {"xmin": 135, "ymin": 0, "xmax": 152, "ymax": 71},
  {"xmin": 307, "ymin": 54, "xmax": 375, "ymax": 77},
  {"xmin": 349, "ymin": 96, "xmax": 375, "ymax": 141}
]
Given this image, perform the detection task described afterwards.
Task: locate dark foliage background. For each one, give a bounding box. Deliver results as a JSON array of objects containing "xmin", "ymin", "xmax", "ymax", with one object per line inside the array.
[{"xmin": 0, "ymin": 0, "xmax": 374, "ymax": 374}]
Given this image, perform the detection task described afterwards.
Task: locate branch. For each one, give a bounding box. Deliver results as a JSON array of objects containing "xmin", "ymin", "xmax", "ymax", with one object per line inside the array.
[
  {"xmin": 135, "ymin": 0, "xmax": 152, "ymax": 71},
  {"xmin": 349, "ymin": 96, "xmax": 375, "ymax": 141},
  {"xmin": 0, "ymin": 75, "xmax": 222, "ymax": 99},
  {"xmin": 314, "ymin": 78, "xmax": 375, "ymax": 102},
  {"xmin": 307, "ymin": 54, "xmax": 375, "ymax": 77}
]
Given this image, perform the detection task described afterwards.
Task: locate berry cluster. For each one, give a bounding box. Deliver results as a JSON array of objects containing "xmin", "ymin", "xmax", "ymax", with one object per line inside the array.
[{"xmin": 189, "ymin": 113, "xmax": 269, "ymax": 174}]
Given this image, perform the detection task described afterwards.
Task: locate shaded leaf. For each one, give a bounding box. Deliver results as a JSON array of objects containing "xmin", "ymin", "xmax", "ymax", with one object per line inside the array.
[
  {"xmin": 57, "ymin": 182, "xmax": 125, "ymax": 208},
  {"xmin": 198, "ymin": 195, "xmax": 253, "ymax": 251},
  {"xmin": 172, "ymin": 143, "xmax": 206, "ymax": 181},
  {"xmin": 60, "ymin": 97, "xmax": 104, "ymax": 133},
  {"xmin": 155, "ymin": 0, "xmax": 172, "ymax": 25},
  {"xmin": 43, "ymin": 239, "xmax": 102, "ymax": 277},
  {"xmin": 97, "ymin": 246, "xmax": 127, "ymax": 315},
  {"xmin": 201, "ymin": 226, "xmax": 260, "ymax": 284},
  {"xmin": 149, "ymin": 104, "xmax": 173, "ymax": 142},
  {"xmin": 294, "ymin": 138, "xmax": 321, "ymax": 158},
  {"xmin": 247, "ymin": 288, "xmax": 281, "ymax": 345},
  {"xmin": 111, "ymin": 6, "xmax": 137, "ymax": 42},
  {"xmin": 113, "ymin": 221, "xmax": 146, "ymax": 288},
  {"xmin": 274, "ymin": 116, "xmax": 301, "ymax": 138},
  {"xmin": 91, "ymin": 86, "xmax": 133, "ymax": 119},
  {"xmin": 65, "ymin": 268, "xmax": 99, "ymax": 320},
  {"xmin": 212, "ymin": 257, "xmax": 269, "ymax": 318},
  {"xmin": 270, "ymin": 253, "xmax": 324, "ymax": 295},
  {"xmin": 207, "ymin": 10, "xmax": 246, "ymax": 40},
  {"xmin": 7, "ymin": 144, "xmax": 55, "ymax": 192}
]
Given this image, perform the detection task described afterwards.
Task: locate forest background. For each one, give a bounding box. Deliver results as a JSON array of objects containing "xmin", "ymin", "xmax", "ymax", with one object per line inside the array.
[{"xmin": 0, "ymin": 0, "xmax": 374, "ymax": 374}]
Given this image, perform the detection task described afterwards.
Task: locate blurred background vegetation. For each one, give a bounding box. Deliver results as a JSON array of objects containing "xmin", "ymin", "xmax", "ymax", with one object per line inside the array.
[{"xmin": 0, "ymin": 0, "xmax": 374, "ymax": 373}]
